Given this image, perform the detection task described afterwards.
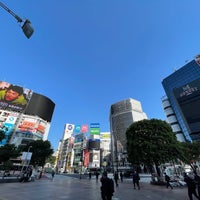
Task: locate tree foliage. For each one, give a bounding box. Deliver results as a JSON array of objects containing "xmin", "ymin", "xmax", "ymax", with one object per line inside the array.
[
  {"xmin": 46, "ymin": 155, "xmax": 56, "ymax": 166},
  {"xmin": 126, "ymin": 119, "xmax": 181, "ymax": 176},
  {"xmin": 0, "ymin": 144, "xmax": 21, "ymax": 163},
  {"xmin": 21, "ymin": 140, "xmax": 54, "ymax": 167},
  {"xmin": 179, "ymin": 142, "xmax": 200, "ymax": 171}
]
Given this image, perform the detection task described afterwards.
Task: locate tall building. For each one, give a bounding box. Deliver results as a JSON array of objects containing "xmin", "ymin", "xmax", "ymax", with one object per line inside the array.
[
  {"xmin": 0, "ymin": 81, "xmax": 55, "ymax": 146},
  {"xmin": 162, "ymin": 56, "xmax": 200, "ymax": 142},
  {"xmin": 109, "ymin": 98, "xmax": 147, "ymax": 169},
  {"xmin": 56, "ymin": 123, "xmax": 111, "ymax": 173}
]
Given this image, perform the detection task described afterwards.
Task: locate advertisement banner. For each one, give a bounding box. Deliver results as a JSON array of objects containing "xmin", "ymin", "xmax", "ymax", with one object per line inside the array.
[
  {"xmin": 90, "ymin": 123, "xmax": 100, "ymax": 135},
  {"xmin": 17, "ymin": 116, "xmax": 47, "ymax": 139},
  {"xmin": 74, "ymin": 125, "xmax": 81, "ymax": 134},
  {"xmin": 64, "ymin": 124, "xmax": 75, "ymax": 140},
  {"xmin": 37, "ymin": 120, "xmax": 47, "ymax": 134},
  {"xmin": 0, "ymin": 81, "xmax": 33, "ymax": 112},
  {"xmin": 21, "ymin": 152, "xmax": 32, "ymax": 161},
  {"xmin": 81, "ymin": 124, "xmax": 88, "ymax": 133},
  {"xmin": 0, "ymin": 123, "xmax": 14, "ymax": 145},
  {"xmin": 18, "ymin": 116, "xmax": 37, "ymax": 132}
]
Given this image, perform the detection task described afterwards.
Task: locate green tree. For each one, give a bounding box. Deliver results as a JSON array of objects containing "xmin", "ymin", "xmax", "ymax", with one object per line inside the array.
[
  {"xmin": 126, "ymin": 119, "xmax": 181, "ymax": 177},
  {"xmin": 0, "ymin": 144, "xmax": 21, "ymax": 163},
  {"xmin": 179, "ymin": 141, "xmax": 200, "ymax": 171},
  {"xmin": 21, "ymin": 140, "xmax": 54, "ymax": 167},
  {"xmin": 46, "ymin": 155, "xmax": 56, "ymax": 166}
]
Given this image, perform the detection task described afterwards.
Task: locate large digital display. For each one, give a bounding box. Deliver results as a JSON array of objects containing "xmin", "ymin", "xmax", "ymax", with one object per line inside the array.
[
  {"xmin": 88, "ymin": 139, "xmax": 100, "ymax": 150},
  {"xmin": 0, "ymin": 111, "xmax": 19, "ymax": 145},
  {"xmin": 173, "ymin": 78, "xmax": 200, "ymax": 135},
  {"xmin": 90, "ymin": 123, "xmax": 100, "ymax": 135},
  {"xmin": 25, "ymin": 93, "xmax": 55, "ymax": 122},
  {"xmin": 16, "ymin": 115, "xmax": 48, "ymax": 139},
  {"xmin": 0, "ymin": 81, "xmax": 32, "ymax": 112}
]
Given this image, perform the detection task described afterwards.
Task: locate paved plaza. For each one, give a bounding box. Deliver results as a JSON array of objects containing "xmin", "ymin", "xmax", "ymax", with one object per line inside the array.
[{"xmin": 0, "ymin": 174, "xmax": 190, "ymax": 200}]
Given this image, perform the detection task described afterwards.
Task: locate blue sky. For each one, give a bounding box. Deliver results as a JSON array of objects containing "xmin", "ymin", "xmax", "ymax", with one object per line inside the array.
[{"xmin": 1, "ymin": 1, "xmax": 200, "ymax": 150}]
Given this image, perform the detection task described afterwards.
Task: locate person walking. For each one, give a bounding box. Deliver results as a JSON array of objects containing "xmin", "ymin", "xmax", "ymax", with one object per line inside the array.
[
  {"xmin": 132, "ymin": 170, "xmax": 140, "ymax": 190},
  {"xmin": 100, "ymin": 171, "xmax": 114, "ymax": 200},
  {"xmin": 184, "ymin": 172, "xmax": 200, "ymax": 200},
  {"xmin": 164, "ymin": 173, "xmax": 173, "ymax": 189},
  {"xmin": 89, "ymin": 171, "xmax": 92, "ymax": 180},
  {"xmin": 96, "ymin": 171, "xmax": 99, "ymax": 181},
  {"xmin": 120, "ymin": 171, "xmax": 123, "ymax": 183},
  {"xmin": 114, "ymin": 171, "xmax": 119, "ymax": 187},
  {"xmin": 194, "ymin": 172, "xmax": 200, "ymax": 198},
  {"xmin": 51, "ymin": 169, "xmax": 55, "ymax": 181}
]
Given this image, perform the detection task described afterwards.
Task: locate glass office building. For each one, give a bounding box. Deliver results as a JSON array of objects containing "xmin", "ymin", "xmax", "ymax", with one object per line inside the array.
[{"xmin": 162, "ymin": 58, "xmax": 200, "ymax": 142}]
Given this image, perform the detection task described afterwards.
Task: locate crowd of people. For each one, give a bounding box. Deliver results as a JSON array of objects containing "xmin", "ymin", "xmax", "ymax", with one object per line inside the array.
[{"xmin": 98, "ymin": 169, "xmax": 200, "ymax": 200}]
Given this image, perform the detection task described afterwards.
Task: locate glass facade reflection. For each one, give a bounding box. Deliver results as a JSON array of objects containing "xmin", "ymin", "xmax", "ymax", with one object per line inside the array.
[{"xmin": 162, "ymin": 59, "xmax": 200, "ymax": 142}]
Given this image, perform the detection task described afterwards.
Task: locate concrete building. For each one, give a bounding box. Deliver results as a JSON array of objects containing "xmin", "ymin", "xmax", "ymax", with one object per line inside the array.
[
  {"xmin": 109, "ymin": 98, "xmax": 147, "ymax": 170},
  {"xmin": 162, "ymin": 56, "xmax": 200, "ymax": 142}
]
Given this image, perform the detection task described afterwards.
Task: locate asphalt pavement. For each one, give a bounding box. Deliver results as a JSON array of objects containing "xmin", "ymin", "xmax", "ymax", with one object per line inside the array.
[{"xmin": 0, "ymin": 173, "xmax": 190, "ymax": 200}]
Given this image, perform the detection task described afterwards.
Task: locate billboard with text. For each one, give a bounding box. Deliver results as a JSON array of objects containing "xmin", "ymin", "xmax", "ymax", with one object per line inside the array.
[{"xmin": 0, "ymin": 81, "xmax": 32, "ymax": 112}]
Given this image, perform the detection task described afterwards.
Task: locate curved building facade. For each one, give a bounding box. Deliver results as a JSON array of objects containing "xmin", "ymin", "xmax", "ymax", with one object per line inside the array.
[
  {"xmin": 162, "ymin": 97, "xmax": 185, "ymax": 142},
  {"xmin": 162, "ymin": 57, "xmax": 200, "ymax": 142},
  {"xmin": 0, "ymin": 81, "xmax": 55, "ymax": 146}
]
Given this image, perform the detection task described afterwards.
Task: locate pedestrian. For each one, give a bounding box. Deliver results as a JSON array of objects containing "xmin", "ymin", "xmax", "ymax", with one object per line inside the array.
[
  {"xmin": 39, "ymin": 170, "xmax": 42, "ymax": 179},
  {"xmin": 114, "ymin": 171, "xmax": 119, "ymax": 187},
  {"xmin": 100, "ymin": 171, "xmax": 114, "ymax": 200},
  {"xmin": 194, "ymin": 172, "xmax": 200, "ymax": 197},
  {"xmin": 120, "ymin": 171, "xmax": 123, "ymax": 183},
  {"xmin": 89, "ymin": 171, "xmax": 92, "ymax": 180},
  {"xmin": 184, "ymin": 172, "xmax": 199, "ymax": 200},
  {"xmin": 27, "ymin": 166, "xmax": 33, "ymax": 181},
  {"xmin": 96, "ymin": 171, "xmax": 99, "ymax": 181},
  {"xmin": 132, "ymin": 170, "xmax": 140, "ymax": 190},
  {"xmin": 51, "ymin": 169, "xmax": 55, "ymax": 181},
  {"xmin": 164, "ymin": 173, "xmax": 173, "ymax": 189}
]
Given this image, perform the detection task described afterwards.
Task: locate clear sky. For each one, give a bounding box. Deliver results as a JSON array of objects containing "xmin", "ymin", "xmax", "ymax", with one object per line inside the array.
[{"xmin": 1, "ymin": 1, "xmax": 200, "ymax": 151}]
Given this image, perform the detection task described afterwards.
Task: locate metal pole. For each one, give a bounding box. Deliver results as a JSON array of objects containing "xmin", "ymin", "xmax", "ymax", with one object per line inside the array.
[
  {"xmin": 0, "ymin": 2, "xmax": 34, "ymax": 38},
  {"xmin": 21, "ymin": 146, "xmax": 32, "ymax": 173},
  {"xmin": 0, "ymin": 2, "xmax": 22, "ymax": 22}
]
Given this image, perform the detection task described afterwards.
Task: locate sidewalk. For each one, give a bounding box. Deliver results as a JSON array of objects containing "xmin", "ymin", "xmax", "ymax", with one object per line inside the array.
[{"xmin": 0, "ymin": 173, "xmax": 50, "ymax": 183}]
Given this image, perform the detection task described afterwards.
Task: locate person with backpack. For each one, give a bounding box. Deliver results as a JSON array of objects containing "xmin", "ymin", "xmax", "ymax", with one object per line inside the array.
[
  {"xmin": 164, "ymin": 173, "xmax": 173, "ymax": 189},
  {"xmin": 100, "ymin": 171, "xmax": 114, "ymax": 200}
]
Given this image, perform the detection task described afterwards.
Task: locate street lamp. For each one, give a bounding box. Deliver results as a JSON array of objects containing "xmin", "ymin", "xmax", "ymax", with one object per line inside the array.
[
  {"xmin": 0, "ymin": 2, "xmax": 34, "ymax": 39},
  {"xmin": 21, "ymin": 145, "xmax": 32, "ymax": 173}
]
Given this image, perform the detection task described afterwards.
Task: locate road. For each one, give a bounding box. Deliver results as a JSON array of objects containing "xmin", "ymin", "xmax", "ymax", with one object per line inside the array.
[{"xmin": 0, "ymin": 173, "xmax": 189, "ymax": 200}]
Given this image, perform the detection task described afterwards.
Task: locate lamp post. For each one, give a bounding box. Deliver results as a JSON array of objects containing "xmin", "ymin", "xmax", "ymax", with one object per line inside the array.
[
  {"xmin": 21, "ymin": 145, "xmax": 32, "ymax": 173},
  {"xmin": 0, "ymin": 2, "xmax": 34, "ymax": 38}
]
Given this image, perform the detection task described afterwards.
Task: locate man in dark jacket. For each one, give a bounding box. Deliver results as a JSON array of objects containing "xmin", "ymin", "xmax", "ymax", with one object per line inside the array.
[
  {"xmin": 132, "ymin": 170, "xmax": 140, "ymax": 190},
  {"xmin": 184, "ymin": 172, "xmax": 199, "ymax": 200},
  {"xmin": 100, "ymin": 172, "xmax": 114, "ymax": 200},
  {"xmin": 164, "ymin": 173, "xmax": 173, "ymax": 189}
]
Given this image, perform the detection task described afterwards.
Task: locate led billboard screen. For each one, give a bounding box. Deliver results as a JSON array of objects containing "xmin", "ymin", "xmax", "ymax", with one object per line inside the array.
[
  {"xmin": 0, "ymin": 111, "xmax": 19, "ymax": 145},
  {"xmin": 173, "ymin": 78, "xmax": 200, "ymax": 134},
  {"xmin": 0, "ymin": 81, "xmax": 32, "ymax": 112},
  {"xmin": 25, "ymin": 93, "xmax": 55, "ymax": 122},
  {"xmin": 16, "ymin": 115, "xmax": 48, "ymax": 139},
  {"xmin": 90, "ymin": 123, "xmax": 100, "ymax": 135},
  {"xmin": 88, "ymin": 139, "xmax": 100, "ymax": 150}
]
